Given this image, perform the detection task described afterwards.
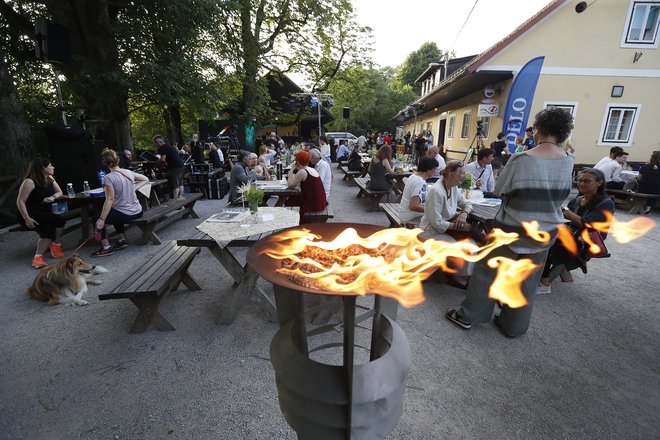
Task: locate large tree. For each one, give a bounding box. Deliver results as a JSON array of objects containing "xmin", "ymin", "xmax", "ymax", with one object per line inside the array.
[
  {"xmin": 214, "ymin": 0, "xmax": 369, "ymax": 147},
  {"xmin": 397, "ymin": 41, "xmax": 442, "ymax": 94}
]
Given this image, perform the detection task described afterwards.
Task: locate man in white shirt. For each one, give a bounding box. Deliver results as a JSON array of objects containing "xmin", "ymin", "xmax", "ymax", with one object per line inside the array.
[
  {"xmin": 596, "ymin": 150, "xmax": 628, "ymax": 189},
  {"xmin": 357, "ymin": 133, "xmax": 367, "ymax": 151},
  {"xmin": 310, "ymin": 149, "xmax": 332, "ymax": 203},
  {"xmin": 426, "ymin": 146, "xmax": 446, "ymax": 182},
  {"xmin": 594, "ymin": 146, "xmax": 624, "ymax": 169},
  {"xmin": 464, "ymin": 148, "xmax": 495, "ymax": 194},
  {"xmin": 319, "ymin": 136, "xmax": 332, "ymax": 165}
]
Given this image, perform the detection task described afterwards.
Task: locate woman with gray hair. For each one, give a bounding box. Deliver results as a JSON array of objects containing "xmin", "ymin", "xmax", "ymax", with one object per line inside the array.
[
  {"xmin": 538, "ymin": 168, "xmax": 614, "ymax": 293},
  {"xmin": 446, "ymin": 107, "xmax": 575, "ymax": 337}
]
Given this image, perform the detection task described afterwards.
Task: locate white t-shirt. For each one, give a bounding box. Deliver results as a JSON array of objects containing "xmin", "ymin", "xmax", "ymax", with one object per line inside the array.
[
  {"xmin": 320, "ymin": 143, "xmax": 331, "ymax": 159},
  {"xmin": 594, "ymin": 156, "xmax": 612, "ymax": 169},
  {"xmin": 596, "ymin": 160, "xmax": 623, "ymax": 182},
  {"xmin": 357, "ymin": 135, "xmax": 367, "ymax": 148},
  {"xmin": 399, "ymin": 174, "xmax": 428, "ymax": 224},
  {"xmin": 314, "ymin": 158, "xmax": 332, "ymax": 202},
  {"xmin": 104, "ymin": 169, "xmax": 141, "ymax": 215}
]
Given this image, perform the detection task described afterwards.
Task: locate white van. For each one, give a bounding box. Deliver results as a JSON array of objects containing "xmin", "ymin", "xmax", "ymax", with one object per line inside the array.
[{"xmin": 325, "ymin": 132, "xmax": 358, "ymax": 146}]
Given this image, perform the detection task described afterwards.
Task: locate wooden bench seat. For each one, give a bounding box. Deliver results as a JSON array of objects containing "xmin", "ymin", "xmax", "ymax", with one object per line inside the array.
[
  {"xmin": 339, "ymin": 165, "xmax": 363, "ymax": 183},
  {"xmin": 304, "ymin": 205, "xmax": 334, "ymax": 223},
  {"xmin": 128, "ymin": 193, "xmax": 203, "ymax": 244},
  {"xmin": 379, "ymin": 203, "xmax": 420, "ymax": 228},
  {"xmin": 606, "ymin": 189, "xmax": 660, "ymax": 214},
  {"xmin": 355, "ymin": 177, "xmax": 390, "ymax": 211},
  {"xmin": 99, "ymin": 240, "xmax": 201, "ymax": 333},
  {"xmin": 0, "ymin": 208, "xmax": 83, "ymax": 241}
]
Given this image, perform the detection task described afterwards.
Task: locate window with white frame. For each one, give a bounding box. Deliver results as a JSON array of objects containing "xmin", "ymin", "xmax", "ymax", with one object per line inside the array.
[
  {"xmin": 621, "ymin": 1, "xmax": 660, "ymax": 48},
  {"xmin": 543, "ymin": 101, "xmax": 579, "ymax": 118},
  {"xmin": 478, "ymin": 116, "xmax": 490, "ymax": 138},
  {"xmin": 460, "ymin": 112, "xmax": 471, "ymax": 139},
  {"xmin": 598, "ymin": 103, "xmax": 641, "ymax": 146},
  {"xmin": 447, "ymin": 115, "xmax": 456, "ymax": 139}
]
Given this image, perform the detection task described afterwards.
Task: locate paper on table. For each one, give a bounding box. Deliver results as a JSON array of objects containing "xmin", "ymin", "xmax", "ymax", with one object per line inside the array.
[
  {"xmin": 207, "ymin": 208, "xmax": 250, "ymax": 223},
  {"xmin": 137, "ymin": 182, "xmax": 152, "ymax": 199},
  {"xmin": 473, "ymin": 199, "xmax": 502, "ymax": 207},
  {"xmin": 260, "ymin": 213, "xmax": 274, "ymax": 222}
]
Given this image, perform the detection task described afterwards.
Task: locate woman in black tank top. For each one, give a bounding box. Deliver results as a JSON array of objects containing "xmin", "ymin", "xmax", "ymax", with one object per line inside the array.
[{"xmin": 16, "ymin": 158, "xmax": 67, "ymax": 269}]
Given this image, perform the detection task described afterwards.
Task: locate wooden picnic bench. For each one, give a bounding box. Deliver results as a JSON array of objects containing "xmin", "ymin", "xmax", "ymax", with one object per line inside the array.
[
  {"xmin": 379, "ymin": 203, "xmax": 419, "ymax": 228},
  {"xmin": 340, "ymin": 165, "xmax": 363, "ymax": 183},
  {"xmin": 98, "ymin": 240, "xmax": 201, "ymax": 333},
  {"xmin": 355, "ymin": 177, "xmax": 390, "ymax": 211},
  {"xmin": 0, "ymin": 208, "xmax": 83, "ymax": 241},
  {"xmin": 177, "ymin": 229, "xmax": 277, "ymax": 324},
  {"xmin": 304, "ymin": 205, "xmax": 334, "ymax": 223},
  {"xmin": 606, "ymin": 189, "xmax": 659, "ymax": 214},
  {"xmin": 128, "ymin": 193, "xmax": 203, "ymax": 245}
]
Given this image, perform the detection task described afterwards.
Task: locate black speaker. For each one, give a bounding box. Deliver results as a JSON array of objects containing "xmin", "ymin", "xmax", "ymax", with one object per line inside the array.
[
  {"xmin": 35, "ymin": 18, "xmax": 71, "ymax": 64},
  {"xmin": 343, "ymin": 107, "xmax": 350, "ymax": 119},
  {"xmin": 49, "ymin": 139, "xmax": 106, "ymax": 191}
]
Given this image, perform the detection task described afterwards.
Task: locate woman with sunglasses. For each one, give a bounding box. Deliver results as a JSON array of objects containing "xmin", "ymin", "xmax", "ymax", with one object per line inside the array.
[
  {"xmin": 446, "ymin": 107, "xmax": 575, "ymax": 337},
  {"xmin": 538, "ymin": 168, "xmax": 614, "ymax": 293}
]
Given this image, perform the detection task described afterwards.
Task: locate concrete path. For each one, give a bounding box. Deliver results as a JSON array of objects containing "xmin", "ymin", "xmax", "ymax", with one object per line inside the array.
[{"xmin": 1, "ymin": 165, "xmax": 658, "ymax": 439}]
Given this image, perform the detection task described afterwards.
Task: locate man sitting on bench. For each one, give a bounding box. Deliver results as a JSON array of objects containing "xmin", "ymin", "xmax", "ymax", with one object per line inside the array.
[{"xmin": 596, "ymin": 150, "xmax": 628, "ymax": 190}]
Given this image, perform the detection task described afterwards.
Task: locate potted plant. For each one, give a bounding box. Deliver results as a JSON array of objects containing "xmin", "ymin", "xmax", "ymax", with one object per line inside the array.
[
  {"xmin": 459, "ymin": 172, "xmax": 473, "ymax": 199},
  {"xmin": 238, "ymin": 182, "xmax": 264, "ymax": 215}
]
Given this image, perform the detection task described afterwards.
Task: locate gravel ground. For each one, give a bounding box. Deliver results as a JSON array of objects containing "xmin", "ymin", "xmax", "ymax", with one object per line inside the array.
[{"xmin": 1, "ymin": 165, "xmax": 659, "ymax": 440}]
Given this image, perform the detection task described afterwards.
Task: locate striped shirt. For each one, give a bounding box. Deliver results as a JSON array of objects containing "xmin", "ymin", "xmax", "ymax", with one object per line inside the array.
[{"xmin": 494, "ymin": 152, "xmax": 574, "ymax": 253}]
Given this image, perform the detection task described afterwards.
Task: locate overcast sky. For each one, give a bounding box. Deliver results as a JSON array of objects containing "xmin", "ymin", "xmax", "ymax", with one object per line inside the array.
[{"xmin": 351, "ymin": 0, "xmax": 552, "ymax": 68}]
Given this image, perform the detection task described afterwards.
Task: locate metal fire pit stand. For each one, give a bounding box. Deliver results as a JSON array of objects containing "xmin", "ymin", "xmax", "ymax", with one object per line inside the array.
[{"xmin": 270, "ymin": 284, "xmax": 412, "ymax": 440}]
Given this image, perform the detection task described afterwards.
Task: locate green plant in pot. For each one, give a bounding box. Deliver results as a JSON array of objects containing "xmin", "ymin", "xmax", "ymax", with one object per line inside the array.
[
  {"xmin": 238, "ymin": 182, "xmax": 264, "ymax": 214},
  {"xmin": 459, "ymin": 172, "xmax": 473, "ymax": 198}
]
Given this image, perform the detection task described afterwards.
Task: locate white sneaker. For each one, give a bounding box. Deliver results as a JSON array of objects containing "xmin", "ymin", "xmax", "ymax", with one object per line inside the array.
[{"xmin": 537, "ymin": 283, "xmax": 552, "ymax": 295}]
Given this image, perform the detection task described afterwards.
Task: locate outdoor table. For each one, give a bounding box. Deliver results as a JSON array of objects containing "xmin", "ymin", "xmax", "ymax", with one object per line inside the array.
[
  {"xmin": 468, "ymin": 198, "xmax": 501, "ymax": 231},
  {"xmin": 254, "ymin": 179, "xmax": 301, "ymax": 206},
  {"xmin": 56, "ymin": 180, "xmax": 165, "ymax": 242},
  {"xmin": 177, "ymin": 207, "xmax": 300, "ymax": 324},
  {"xmin": 620, "ymin": 170, "xmax": 638, "ymax": 183},
  {"xmin": 387, "ymin": 170, "xmax": 413, "ymax": 195}
]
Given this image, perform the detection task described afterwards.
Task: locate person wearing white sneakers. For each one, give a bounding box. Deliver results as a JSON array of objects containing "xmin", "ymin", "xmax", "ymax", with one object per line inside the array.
[{"xmin": 16, "ymin": 158, "xmax": 67, "ymax": 268}]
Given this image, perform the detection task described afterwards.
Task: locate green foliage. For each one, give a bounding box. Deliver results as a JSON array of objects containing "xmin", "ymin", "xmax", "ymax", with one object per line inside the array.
[
  {"xmin": 324, "ymin": 65, "xmax": 416, "ymax": 134},
  {"xmin": 397, "ymin": 42, "xmax": 442, "ymax": 94}
]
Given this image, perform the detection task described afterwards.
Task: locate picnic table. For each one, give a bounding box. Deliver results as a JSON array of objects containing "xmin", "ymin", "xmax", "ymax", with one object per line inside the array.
[
  {"xmin": 387, "ymin": 171, "xmax": 413, "ymax": 195},
  {"xmin": 177, "ymin": 207, "xmax": 300, "ymax": 324},
  {"xmin": 468, "ymin": 198, "xmax": 501, "ymax": 231},
  {"xmin": 254, "ymin": 179, "xmax": 301, "ymax": 207},
  {"xmin": 55, "ymin": 179, "xmax": 169, "ymax": 242}
]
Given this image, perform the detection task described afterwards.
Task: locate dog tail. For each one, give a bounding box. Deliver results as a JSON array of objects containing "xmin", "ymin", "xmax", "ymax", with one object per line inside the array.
[{"xmin": 91, "ymin": 265, "xmax": 108, "ymax": 274}]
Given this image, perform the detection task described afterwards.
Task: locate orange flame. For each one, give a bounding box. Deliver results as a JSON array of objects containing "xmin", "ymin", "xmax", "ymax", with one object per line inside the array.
[
  {"xmin": 556, "ymin": 224, "xmax": 578, "ymax": 255},
  {"xmin": 487, "ymin": 257, "xmax": 539, "ymax": 308},
  {"xmin": 521, "ymin": 221, "xmax": 552, "ymax": 245},
  {"xmin": 586, "ymin": 211, "xmax": 655, "ymax": 244},
  {"xmin": 262, "ymin": 227, "xmax": 524, "ymax": 308}
]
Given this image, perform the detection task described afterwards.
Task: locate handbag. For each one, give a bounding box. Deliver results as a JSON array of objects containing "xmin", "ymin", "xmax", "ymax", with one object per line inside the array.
[{"xmin": 574, "ymin": 228, "xmax": 609, "ymax": 260}]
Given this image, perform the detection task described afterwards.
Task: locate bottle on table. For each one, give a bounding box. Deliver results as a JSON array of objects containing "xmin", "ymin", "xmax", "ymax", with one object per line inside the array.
[
  {"xmin": 66, "ymin": 183, "xmax": 75, "ymax": 198},
  {"xmin": 82, "ymin": 181, "xmax": 90, "ymax": 193}
]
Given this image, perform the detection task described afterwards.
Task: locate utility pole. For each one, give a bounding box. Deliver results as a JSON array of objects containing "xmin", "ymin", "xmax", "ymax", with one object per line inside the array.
[{"xmin": 294, "ymin": 92, "xmax": 333, "ymax": 141}]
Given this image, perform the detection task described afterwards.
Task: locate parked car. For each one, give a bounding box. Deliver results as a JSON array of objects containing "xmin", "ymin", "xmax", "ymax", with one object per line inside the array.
[{"xmin": 325, "ymin": 132, "xmax": 358, "ymax": 146}]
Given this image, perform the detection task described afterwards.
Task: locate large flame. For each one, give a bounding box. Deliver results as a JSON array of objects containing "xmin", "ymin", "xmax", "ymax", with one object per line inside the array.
[
  {"xmin": 557, "ymin": 211, "xmax": 655, "ymax": 255},
  {"xmin": 486, "ymin": 257, "xmax": 539, "ymax": 308},
  {"xmin": 262, "ymin": 227, "xmax": 520, "ymax": 308}
]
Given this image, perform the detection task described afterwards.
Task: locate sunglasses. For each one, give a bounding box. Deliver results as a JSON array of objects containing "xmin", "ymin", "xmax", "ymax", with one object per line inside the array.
[{"xmin": 447, "ymin": 161, "xmax": 464, "ymax": 170}]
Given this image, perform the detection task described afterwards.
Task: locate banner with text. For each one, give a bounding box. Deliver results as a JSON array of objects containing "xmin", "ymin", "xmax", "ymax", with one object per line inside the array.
[{"xmin": 501, "ymin": 56, "xmax": 545, "ymax": 152}]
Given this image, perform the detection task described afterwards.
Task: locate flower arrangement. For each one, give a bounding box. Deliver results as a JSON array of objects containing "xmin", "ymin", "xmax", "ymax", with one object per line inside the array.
[
  {"xmin": 238, "ymin": 182, "xmax": 264, "ymax": 213},
  {"xmin": 368, "ymin": 147, "xmax": 378, "ymax": 158}
]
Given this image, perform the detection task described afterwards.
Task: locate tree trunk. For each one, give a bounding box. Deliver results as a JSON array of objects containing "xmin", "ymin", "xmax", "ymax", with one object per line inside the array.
[
  {"xmin": 47, "ymin": 0, "xmax": 132, "ymax": 148},
  {"xmin": 162, "ymin": 107, "xmax": 173, "ymax": 143},
  {"xmin": 0, "ymin": 46, "xmax": 33, "ymax": 224},
  {"xmin": 166, "ymin": 103, "xmax": 184, "ymax": 148}
]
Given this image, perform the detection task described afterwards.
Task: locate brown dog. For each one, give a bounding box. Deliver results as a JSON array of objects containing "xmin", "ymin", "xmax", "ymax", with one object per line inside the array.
[{"xmin": 28, "ymin": 255, "xmax": 108, "ymax": 306}]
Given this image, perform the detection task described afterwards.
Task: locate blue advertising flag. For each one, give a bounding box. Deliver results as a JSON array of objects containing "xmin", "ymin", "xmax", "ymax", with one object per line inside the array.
[{"xmin": 501, "ymin": 56, "xmax": 545, "ymax": 152}]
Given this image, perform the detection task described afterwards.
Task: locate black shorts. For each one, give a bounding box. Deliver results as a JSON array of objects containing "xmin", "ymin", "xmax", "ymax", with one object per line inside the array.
[{"xmin": 168, "ymin": 167, "xmax": 184, "ymax": 188}]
